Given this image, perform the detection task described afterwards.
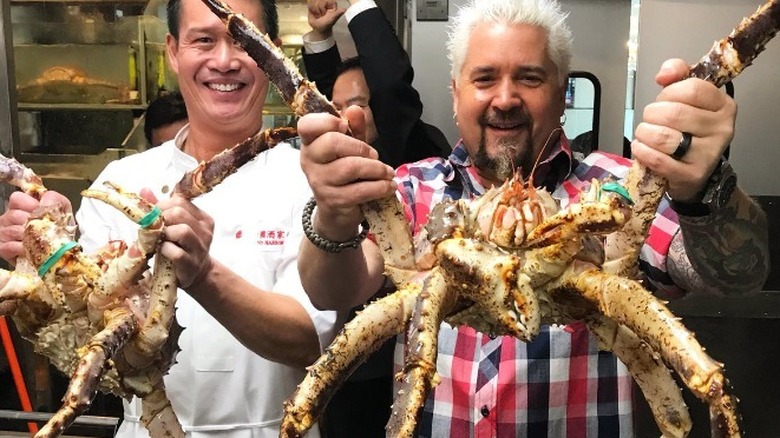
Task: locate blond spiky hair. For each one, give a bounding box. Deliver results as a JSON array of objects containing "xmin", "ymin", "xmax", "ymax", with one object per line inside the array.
[{"xmin": 447, "ymin": 0, "xmax": 573, "ymax": 86}]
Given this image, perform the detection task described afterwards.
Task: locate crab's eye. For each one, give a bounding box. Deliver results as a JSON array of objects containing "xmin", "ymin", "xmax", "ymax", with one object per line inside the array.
[{"xmin": 600, "ymin": 182, "xmax": 633, "ymax": 205}]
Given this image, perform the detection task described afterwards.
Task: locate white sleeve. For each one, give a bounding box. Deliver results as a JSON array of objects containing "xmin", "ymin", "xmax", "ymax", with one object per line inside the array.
[
  {"xmin": 345, "ymin": 0, "xmax": 378, "ymax": 22},
  {"xmin": 302, "ymin": 32, "xmax": 336, "ymax": 54},
  {"xmin": 272, "ymin": 173, "xmax": 346, "ymax": 352}
]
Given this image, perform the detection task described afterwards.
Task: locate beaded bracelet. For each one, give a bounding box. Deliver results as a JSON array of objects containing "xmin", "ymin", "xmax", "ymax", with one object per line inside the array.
[{"xmin": 302, "ymin": 197, "xmax": 369, "ymax": 253}]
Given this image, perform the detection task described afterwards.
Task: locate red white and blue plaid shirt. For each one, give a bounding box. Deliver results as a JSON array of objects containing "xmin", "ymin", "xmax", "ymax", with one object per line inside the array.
[{"xmin": 392, "ymin": 137, "xmax": 682, "ymax": 437}]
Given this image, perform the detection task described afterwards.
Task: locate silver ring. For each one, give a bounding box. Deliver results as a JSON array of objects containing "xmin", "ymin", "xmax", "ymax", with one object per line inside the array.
[{"xmin": 671, "ymin": 132, "xmax": 692, "ymax": 160}]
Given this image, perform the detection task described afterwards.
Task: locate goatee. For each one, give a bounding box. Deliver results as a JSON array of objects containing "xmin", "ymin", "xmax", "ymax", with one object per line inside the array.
[{"xmin": 473, "ymin": 133, "xmax": 534, "ymax": 181}]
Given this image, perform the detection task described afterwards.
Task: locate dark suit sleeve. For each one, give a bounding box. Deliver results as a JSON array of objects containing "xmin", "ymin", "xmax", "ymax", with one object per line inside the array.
[
  {"xmin": 302, "ymin": 44, "xmax": 341, "ymax": 100},
  {"xmin": 349, "ymin": 8, "xmax": 450, "ymax": 168}
]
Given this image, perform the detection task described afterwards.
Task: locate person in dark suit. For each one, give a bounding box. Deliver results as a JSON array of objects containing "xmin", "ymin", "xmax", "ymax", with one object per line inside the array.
[{"xmin": 302, "ymin": 0, "xmax": 450, "ymax": 169}]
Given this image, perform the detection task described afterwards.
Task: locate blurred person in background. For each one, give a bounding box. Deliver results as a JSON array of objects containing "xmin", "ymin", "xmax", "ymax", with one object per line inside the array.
[{"xmin": 144, "ymin": 91, "xmax": 189, "ymax": 147}]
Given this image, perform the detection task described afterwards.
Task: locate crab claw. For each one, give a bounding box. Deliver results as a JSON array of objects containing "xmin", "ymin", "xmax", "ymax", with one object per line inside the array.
[{"xmin": 526, "ymin": 180, "xmax": 632, "ymax": 248}]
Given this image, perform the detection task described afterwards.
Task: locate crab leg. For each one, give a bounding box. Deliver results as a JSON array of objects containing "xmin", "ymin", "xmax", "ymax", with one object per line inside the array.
[
  {"xmin": 0, "ymin": 270, "xmax": 52, "ymax": 336},
  {"xmin": 36, "ymin": 307, "xmax": 137, "ymax": 438},
  {"xmin": 140, "ymin": 382, "xmax": 181, "ymax": 437},
  {"xmin": 201, "ymin": 0, "xmax": 338, "ymax": 118},
  {"xmin": 281, "ymin": 285, "xmax": 419, "ymax": 438},
  {"xmin": 0, "ymin": 153, "xmax": 47, "ymax": 198},
  {"xmin": 387, "ymin": 270, "xmax": 455, "ymax": 438},
  {"xmin": 583, "ymin": 312, "xmax": 692, "ymax": 438},
  {"xmin": 82, "ymin": 182, "xmax": 185, "ymax": 438},
  {"xmin": 605, "ymin": 0, "xmax": 780, "ymax": 277},
  {"xmin": 82, "ymin": 183, "xmax": 163, "ymax": 305},
  {"xmin": 547, "ymin": 267, "xmax": 740, "ymax": 437},
  {"xmin": 174, "ymin": 126, "xmax": 297, "ymax": 198}
]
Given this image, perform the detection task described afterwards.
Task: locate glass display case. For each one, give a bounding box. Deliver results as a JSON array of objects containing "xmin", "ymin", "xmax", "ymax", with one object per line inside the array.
[{"xmin": 6, "ymin": 0, "xmax": 172, "ymax": 212}]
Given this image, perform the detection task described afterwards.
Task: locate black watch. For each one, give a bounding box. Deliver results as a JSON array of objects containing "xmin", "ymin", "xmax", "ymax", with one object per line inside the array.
[{"xmin": 669, "ymin": 159, "xmax": 737, "ymax": 216}]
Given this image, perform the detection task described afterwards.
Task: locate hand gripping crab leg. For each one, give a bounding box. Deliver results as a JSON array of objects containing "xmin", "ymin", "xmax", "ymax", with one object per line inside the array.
[{"xmin": 604, "ymin": 0, "xmax": 780, "ymax": 277}]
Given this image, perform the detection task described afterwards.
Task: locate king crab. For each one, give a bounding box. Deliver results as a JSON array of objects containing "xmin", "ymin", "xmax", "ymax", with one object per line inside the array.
[{"xmin": 0, "ymin": 126, "xmax": 296, "ymax": 437}]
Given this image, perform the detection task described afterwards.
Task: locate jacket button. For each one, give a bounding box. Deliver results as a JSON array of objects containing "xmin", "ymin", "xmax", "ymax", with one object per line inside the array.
[{"xmin": 480, "ymin": 405, "xmax": 490, "ymax": 417}]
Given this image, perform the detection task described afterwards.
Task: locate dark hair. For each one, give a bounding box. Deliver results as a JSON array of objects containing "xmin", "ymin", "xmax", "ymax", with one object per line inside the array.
[
  {"xmin": 335, "ymin": 56, "xmax": 363, "ymax": 79},
  {"xmin": 167, "ymin": 0, "xmax": 279, "ymax": 41},
  {"xmin": 144, "ymin": 92, "xmax": 188, "ymax": 144}
]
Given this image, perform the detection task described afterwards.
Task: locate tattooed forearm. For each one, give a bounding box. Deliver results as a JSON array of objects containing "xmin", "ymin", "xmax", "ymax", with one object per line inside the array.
[{"xmin": 668, "ymin": 189, "xmax": 769, "ymax": 296}]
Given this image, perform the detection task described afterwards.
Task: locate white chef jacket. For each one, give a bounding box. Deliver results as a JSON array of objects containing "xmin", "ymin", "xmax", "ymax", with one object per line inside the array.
[{"xmin": 76, "ymin": 126, "xmax": 338, "ymax": 437}]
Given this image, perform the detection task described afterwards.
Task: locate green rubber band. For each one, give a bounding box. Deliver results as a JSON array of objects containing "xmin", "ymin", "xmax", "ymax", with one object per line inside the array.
[
  {"xmin": 137, "ymin": 206, "xmax": 162, "ymax": 229},
  {"xmin": 601, "ymin": 182, "xmax": 634, "ymax": 205},
  {"xmin": 37, "ymin": 241, "xmax": 79, "ymax": 277}
]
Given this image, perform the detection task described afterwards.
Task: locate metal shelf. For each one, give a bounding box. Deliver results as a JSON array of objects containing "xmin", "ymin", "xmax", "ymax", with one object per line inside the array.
[{"xmin": 0, "ymin": 410, "xmax": 119, "ymax": 429}]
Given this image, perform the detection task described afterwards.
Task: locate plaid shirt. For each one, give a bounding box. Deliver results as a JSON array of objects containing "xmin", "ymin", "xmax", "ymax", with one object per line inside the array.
[{"xmin": 392, "ymin": 138, "xmax": 681, "ymax": 438}]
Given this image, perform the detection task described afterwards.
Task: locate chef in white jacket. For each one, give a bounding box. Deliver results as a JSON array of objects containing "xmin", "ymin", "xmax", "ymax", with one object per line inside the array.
[{"xmin": 0, "ymin": 0, "xmax": 342, "ymax": 435}]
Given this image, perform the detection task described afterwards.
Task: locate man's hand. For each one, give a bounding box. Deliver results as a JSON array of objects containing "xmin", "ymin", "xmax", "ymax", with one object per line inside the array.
[
  {"xmin": 307, "ymin": 0, "xmax": 345, "ymax": 40},
  {"xmin": 632, "ymin": 58, "xmax": 737, "ymax": 202},
  {"xmin": 0, "ymin": 191, "xmax": 72, "ymax": 265},
  {"xmin": 154, "ymin": 193, "xmax": 215, "ymax": 290},
  {"xmin": 298, "ymin": 106, "xmax": 395, "ymax": 242}
]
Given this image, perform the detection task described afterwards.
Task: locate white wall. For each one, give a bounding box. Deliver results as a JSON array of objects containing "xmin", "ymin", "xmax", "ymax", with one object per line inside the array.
[
  {"xmin": 409, "ymin": 0, "xmax": 464, "ymax": 145},
  {"xmin": 409, "ymin": 0, "xmax": 631, "ymax": 157},
  {"xmin": 634, "ymin": 0, "xmax": 780, "ymax": 195}
]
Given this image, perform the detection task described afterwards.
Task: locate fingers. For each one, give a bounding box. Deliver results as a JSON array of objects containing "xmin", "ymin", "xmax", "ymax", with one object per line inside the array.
[
  {"xmin": 297, "ymin": 110, "xmax": 395, "ymax": 239},
  {"xmin": 39, "ymin": 191, "xmax": 72, "ymax": 212},
  {"xmin": 297, "ymin": 112, "xmax": 349, "ymax": 145},
  {"xmin": 343, "ymin": 105, "xmax": 368, "ymax": 143},
  {"xmin": 654, "ymin": 58, "xmax": 690, "ymax": 87},
  {"xmin": 158, "ymin": 195, "xmax": 215, "ymax": 236},
  {"xmin": 139, "ymin": 187, "xmax": 159, "ymax": 205},
  {"xmin": 0, "ymin": 232, "xmax": 25, "ymax": 265},
  {"xmin": 654, "ymin": 78, "xmax": 732, "ymax": 114},
  {"xmin": 632, "ymin": 58, "xmax": 737, "ymax": 201},
  {"xmin": 0, "ymin": 192, "xmax": 40, "ymax": 264},
  {"xmin": 307, "ymin": 0, "xmax": 344, "ymax": 33},
  {"xmin": 639, "ymin": 61, "xmax": 736, "ymax": 159},
  {"xmin": 5, "ymin": 191, "xmax": 39, "ymax": 215},
  {"xmin": 633, "ymin": 123, "xmax": 713, "ymax": 163},
  {"xmin": 157, "ymin": 196, "xmax": 215, "ymax": 289},
  {"xmin": 308, "ymin": 0, "xmax": 336, "ymax": 16},
  {"xmin": 298, "ymin": 112, "xmax": 379, "ymax": 163}
]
